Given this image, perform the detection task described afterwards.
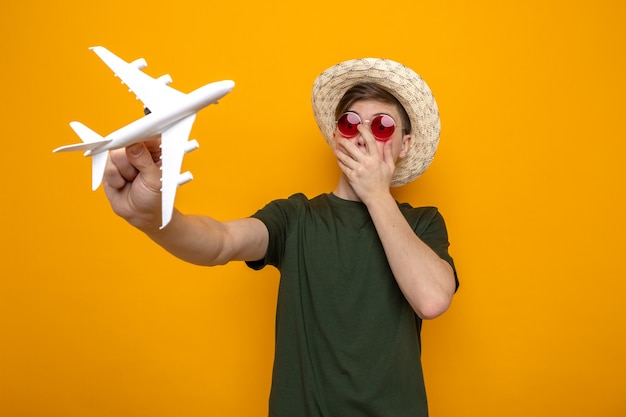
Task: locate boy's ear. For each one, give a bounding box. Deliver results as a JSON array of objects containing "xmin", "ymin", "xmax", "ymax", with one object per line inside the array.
[{"xmin": 399, "ymin": 134, "xmax": 412, "ymax": 159}]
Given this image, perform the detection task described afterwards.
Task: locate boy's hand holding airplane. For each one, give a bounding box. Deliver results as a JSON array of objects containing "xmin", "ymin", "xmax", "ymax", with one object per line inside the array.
[{"xmin": 103, "ymin": 138, "xmax": 163, "ymax": 230}]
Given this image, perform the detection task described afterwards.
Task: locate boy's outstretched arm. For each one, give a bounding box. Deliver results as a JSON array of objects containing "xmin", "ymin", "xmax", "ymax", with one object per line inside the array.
[{"xmin": 103, "ymin": 141, "xmax": 268, "ymax": 266}]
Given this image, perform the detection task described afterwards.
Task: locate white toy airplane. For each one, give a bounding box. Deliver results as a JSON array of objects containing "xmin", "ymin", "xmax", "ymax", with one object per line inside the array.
[{"xmin": 54, "ymin": 46, "xmax": 235, "ymax": 228}]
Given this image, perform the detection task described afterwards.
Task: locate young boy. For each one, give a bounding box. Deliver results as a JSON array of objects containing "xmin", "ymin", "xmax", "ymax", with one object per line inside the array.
[{"xmin": 104, "ymin": 58, "xmax": 458, "ymax": 417}]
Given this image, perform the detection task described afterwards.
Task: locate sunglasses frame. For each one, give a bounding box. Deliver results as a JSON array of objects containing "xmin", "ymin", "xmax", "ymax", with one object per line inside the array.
[{"xmin": 336, "ymin": 111, "xmax": 400, "ymax": 141}]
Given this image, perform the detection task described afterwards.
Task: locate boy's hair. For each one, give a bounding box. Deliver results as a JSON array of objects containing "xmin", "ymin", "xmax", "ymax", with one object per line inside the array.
[{"xmin": 334, "ymin": 83, "xmax": 412, "ymax": 134}]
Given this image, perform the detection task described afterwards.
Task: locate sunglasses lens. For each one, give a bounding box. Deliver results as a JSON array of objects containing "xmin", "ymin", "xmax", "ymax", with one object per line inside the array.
[
  {"xmin": 337, "ymin": 112, "xmax": 361, "ymax": 138},
  {"xmin": 370, "ymin": 115, "xmax": 396, "ymax": 140}
]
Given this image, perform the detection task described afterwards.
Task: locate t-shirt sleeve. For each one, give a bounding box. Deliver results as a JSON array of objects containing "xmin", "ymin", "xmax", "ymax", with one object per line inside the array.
[
  {"xmin": 244, "ymin": 193, "xmax": 306, "ymax": 271},
  {"xmin": 410, "ymin": 206, "xmax": 460, "ymax": 290}
]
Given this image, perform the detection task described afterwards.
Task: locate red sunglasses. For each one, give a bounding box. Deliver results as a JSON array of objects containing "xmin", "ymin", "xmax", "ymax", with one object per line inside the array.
[{"xmin": 336, "ymin": 112, "xmax": 398, "ymax": 141}]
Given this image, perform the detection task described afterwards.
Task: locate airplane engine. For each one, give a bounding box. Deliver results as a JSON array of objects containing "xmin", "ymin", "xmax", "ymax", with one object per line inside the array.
[
  {"xmin": 158, "ymin": 74, "xmax": 173, "ymax": 85},
  {"xmin": 184, "ymin": 139, "xmax": 199, "ymax": 154},
  {"xmin": 131, "ymin": 58, "xmax": 147, "ymax": 70},
  {"xmin": 178, "ymin": 171, "xmax": 194, "ymax": 186}
]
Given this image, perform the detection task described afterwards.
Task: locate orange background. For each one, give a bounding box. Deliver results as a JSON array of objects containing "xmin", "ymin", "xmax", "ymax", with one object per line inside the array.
[{"xmin": 1, "ymin": 1, "xmax": 625, "ymax": 416}]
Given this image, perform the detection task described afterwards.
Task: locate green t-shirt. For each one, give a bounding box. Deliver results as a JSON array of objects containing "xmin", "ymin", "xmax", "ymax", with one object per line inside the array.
[{"xmin": 247, "ymin": 193, "xmax": 457, "ymax": 417}]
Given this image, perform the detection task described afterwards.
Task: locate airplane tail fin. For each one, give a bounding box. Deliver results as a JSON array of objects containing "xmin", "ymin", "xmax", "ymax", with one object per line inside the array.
[
  {"xmin": 54, "ymin": 122, "xmax": 112, "ymax": 153},
  {"xmin": 54, "ymin": 122, "xmax": 112, "ymax": 190}
]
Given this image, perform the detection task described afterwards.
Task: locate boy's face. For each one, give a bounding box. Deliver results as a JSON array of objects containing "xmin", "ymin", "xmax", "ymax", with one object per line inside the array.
[{"xmin": 333, "ymin": 99, "xmax": 412, "ymax": 163}]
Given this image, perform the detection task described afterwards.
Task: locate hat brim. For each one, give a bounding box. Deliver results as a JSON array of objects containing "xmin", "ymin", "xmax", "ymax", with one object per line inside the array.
[{"xmin": 311, "ymin": 58, "xmax": 440, "ymax": 186}]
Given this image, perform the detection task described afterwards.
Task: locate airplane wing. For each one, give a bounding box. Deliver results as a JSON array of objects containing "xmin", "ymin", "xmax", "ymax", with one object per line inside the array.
[
  {"xmin": 90, "ymin": 46, "xmax": 185, "ymax": 113},
  {"xmin": 159, "ymin": 114, "xmax": 197, "ymax": 228}
]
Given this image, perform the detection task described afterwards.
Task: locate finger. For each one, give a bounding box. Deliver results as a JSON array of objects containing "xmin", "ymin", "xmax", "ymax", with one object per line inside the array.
[
  {"xmin": 105, "ymin": 148, "xmax": 137, "ymax": 189},
  {"xmin": 335, "ymin": 139, "xmax": 359, "ymax": 169},
  {"xmin": 126, "ymin": 143, "xmax": 162, "ymax": 192},
  {"xmin": 144, "ymin": 136, "xmax": 163, "ymax": 166},
  {"xmin": 336, "ymin": 136, "xmax": 363, "ymax": 163},
  {"xmin": 381, "ymin": 138, "xmax": 394, "ymax": 164}
]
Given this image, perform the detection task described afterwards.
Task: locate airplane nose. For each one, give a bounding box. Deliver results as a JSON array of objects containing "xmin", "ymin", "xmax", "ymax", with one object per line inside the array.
[{"xmin": 220, "ymin": 80, "xmax": 235, "ymax": 93}]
